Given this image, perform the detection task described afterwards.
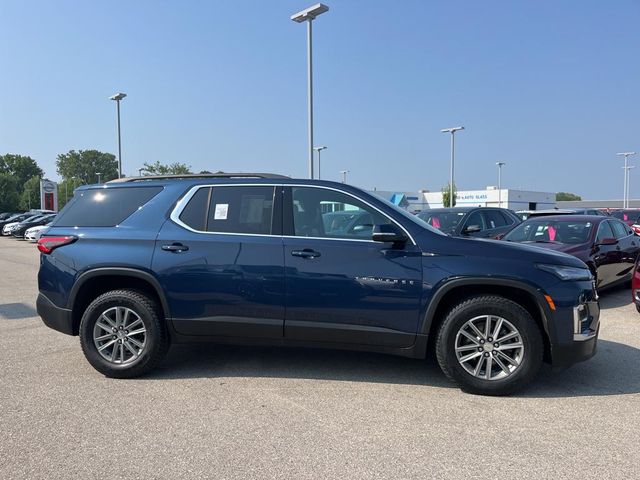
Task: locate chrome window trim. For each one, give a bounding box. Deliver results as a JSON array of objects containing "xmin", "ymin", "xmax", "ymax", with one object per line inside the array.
[{"xmin": 169, "ymin": 183, "xmax": 416, "ymax": 245}]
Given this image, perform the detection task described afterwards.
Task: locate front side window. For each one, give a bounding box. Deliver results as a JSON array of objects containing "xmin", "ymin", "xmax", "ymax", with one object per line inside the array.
[
  {"xmin": 178, "ymin": 186, "xmax": 274, "ymax": 235},
  {"xmin": 291, "ymin": 187, "xmax": 390, "ymax": 239},
  {"xmin": 595, "ymin": 221, "xmax": 615, "ymax": 242},
  {"xmin": 465, "ymin": 211, "xmax": 485, "ymax": 231},
  {"xmin": 484, "ymin": 210, "xmax": 508, "ymax": 229}
]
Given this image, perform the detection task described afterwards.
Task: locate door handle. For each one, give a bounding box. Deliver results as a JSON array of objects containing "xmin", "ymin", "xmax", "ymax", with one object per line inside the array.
[
  {"xmin": 162, "ymin": 243, "xmax": 189, "ymax": 253},
  {"xmin": 291, "ymin": 249, "xmax": 321, "ymax": 259}
]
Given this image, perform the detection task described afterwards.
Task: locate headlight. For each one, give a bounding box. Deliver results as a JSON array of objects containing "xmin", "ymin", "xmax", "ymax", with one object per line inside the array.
[{"xmin": 536, "ymin": 264, "xmax": 592, "ymax": 281}]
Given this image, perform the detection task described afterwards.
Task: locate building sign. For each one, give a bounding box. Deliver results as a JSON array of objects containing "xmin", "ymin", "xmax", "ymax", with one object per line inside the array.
[{"xmin": 40, "ymin": 179, "xmax": 58, "ymax": 212}]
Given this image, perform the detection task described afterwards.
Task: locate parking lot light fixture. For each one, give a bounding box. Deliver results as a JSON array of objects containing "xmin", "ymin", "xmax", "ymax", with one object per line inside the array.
[
  {"xmin": 96, "ymin": 172, "xmax": 102, "ymax": 184},
  {"xmin": 340, "ymin": 170, "xmax": 348, "ymax": 184},
  {"xmin": 617, "ymin": 152, "xmax": 637, "ymax": 208},
  {"xmin": 496, "ymin": 162, "xmax": 506, "ymax": 208},
  {"xmin": 441, "ymin": 127, "xmax": 465, "ymax": 208},
  {"xmin": 291, "ymin": 4, "xmax": 329, "ymax": 179},
  {"xmin": 314, "ymin": 146, "xmax": 327, "ymax": 179},
  {"xmin": 110, "ymin": 92, "xmax": 127, "ymax": 179}
]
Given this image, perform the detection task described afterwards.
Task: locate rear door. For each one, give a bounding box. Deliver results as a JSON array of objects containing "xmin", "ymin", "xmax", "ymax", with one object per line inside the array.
[
  {"xmin": 610, "ymin": 219, "xmax": 638, "ymax": 281},
  {"xmin": 152, "ymin": 184, "xmax": 285, "ymax": 338}
]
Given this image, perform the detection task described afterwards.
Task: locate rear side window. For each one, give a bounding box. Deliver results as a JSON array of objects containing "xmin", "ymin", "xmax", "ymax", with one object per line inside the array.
[
  {"xmin": 178, "ymin": 185, "xmax": 275, "ymax": 235},
  {"xmin": 55, "ymin": 187, "xmax": 163, "ymax": 227},
  {"xmin": 611, "ymin": 220, "xmax": 630, "ymax": 239},
  {"xmin": 595, "ymin": 221, "xmax": 615, "ymax": 242}
]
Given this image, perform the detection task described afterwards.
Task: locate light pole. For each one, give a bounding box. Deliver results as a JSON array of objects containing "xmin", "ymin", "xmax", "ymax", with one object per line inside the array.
[
  {"xmin": 96, "ymin": 172, "xmax": 102, "ymax": 184},
  {"xmin": 441, "ymin": 126, "xmax": 465, "ymax": 207},
  {"xmin": 625, "ymin": 165, "xmax": 636, "ymax": 208},
  {"xmin": 138, "ymin": 168, "xmax": 145, "ymax": 177},
  {"xmin": 496, "ymin": 162, "xmax": 506, "ymax": 208},
  {"xmin": 26, "ymin": 190, "xmax": 31, "ymax": 210},
  {"xmin": 340, "ymin": 170, "xmax": 348, "ymax": 184},
  {"xmin": 109, "ymin": 92, "xmax": 127, "ymax": 178},
  {"xmin": 617, "ymin": 152, "xmax": 637, "ymax": 208},
  {"xmin": 314, "ymin": 146, "xmax": 327, "ymax": 179},
  {"xmin": 291, "ymin": 3, "xmax": 329, "ymax": 179}
]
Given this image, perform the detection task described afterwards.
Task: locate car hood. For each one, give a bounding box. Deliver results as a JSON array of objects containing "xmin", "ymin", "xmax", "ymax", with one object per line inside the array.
[{"xmin": 415, "ymin": 231, "xmax": 588, "ymax": 269}]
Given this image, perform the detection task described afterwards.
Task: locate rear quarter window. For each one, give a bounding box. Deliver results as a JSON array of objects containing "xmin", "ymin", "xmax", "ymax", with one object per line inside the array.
[{"xmin": 54, "ymin": 186, "xmax": 163, "ymax": 227}]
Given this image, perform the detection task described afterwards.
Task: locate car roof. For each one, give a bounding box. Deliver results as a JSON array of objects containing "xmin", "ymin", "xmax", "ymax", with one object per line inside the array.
[
  {"xmin": 522, "ymin": 215, "xmax": 607, "ymax": 222},
  {"xmin": 421, "ymin": 207, "xmax": 475, "ymax": 214}
]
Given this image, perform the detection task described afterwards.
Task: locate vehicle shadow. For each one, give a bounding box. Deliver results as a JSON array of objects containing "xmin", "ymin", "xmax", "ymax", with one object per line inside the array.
[
  {"xmin": 147, "ymin": 339, "xmax": 640, "ymax": 397},
  {"xmin": 598, "ymin": 283, "xmax": 632, "ymax": 310},
  {"xmin": 0, "ymin": 302, "xmax": 38, "ymax": 320}
]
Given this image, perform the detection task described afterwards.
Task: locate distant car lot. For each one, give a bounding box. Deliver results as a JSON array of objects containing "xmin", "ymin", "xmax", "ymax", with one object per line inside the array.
[{"xmin": 1, "ymin": 240, "xmax": 639, "ymax": 479}]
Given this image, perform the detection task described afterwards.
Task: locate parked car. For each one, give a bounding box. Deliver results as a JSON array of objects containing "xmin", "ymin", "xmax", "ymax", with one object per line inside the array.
[
  {"xmin": 11, "ymin": 214, "xmax": 56, "ymax": 238},
  {"xmin": 0, "ymin": 212, "xmax": 18, "ymax": 221},
  {"xmin": 516, "ymin": 209, "xmax": 606, "ymax": 221},
  {"xmin": 416, "ymin": 207, "xmax": 521, "ymax": 238},
  {"xmin": 502, "ymin": 215, "xmax": 639, "ymax": 290},
  {"xmin": 2, "ymin": 214, "xmax": 44, "ymax": 236},
  {"xmin": 0, "ymin": 213, "xmax": 36, "ymax": 232},
  {"xmin": 37, "ymin": 174, "xmax": 599, "ymax": 396},
  {"xmin": 610, "ymin": 209, "xmax": 640, "ymax": 227},
  {"xmin": 25, "ymin": 224, "xmax": 51, "ymax": 242}
]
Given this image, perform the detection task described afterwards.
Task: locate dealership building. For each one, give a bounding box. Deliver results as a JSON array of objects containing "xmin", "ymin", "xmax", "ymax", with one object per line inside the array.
[{"xmin": 371, "ymin": 187, "xmax": 556, "ymax": 213}]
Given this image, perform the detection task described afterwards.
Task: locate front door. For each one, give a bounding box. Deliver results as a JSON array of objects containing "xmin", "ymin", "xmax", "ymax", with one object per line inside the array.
[
  {"xmin": 152, "ymin": 184, "xmax": 285, "ymax": 338},
  {"xmin": 282, "ymin": 186, "xmax": 422, "ymax": 347}
]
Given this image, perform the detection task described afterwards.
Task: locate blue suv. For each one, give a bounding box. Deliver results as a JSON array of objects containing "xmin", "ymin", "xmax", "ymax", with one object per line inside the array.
[{"xmin": 36, "ymin": 174, "xmax": 599, "ymax": 395}]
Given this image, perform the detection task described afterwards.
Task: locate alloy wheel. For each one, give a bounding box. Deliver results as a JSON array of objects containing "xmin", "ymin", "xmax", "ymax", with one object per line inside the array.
[
  {"xmin": 93, "ymin": 306, "xmax": 147, "ymax": 364},
  {"xmin": 454, "ymin": 315, "xmax": 525, "ymax": 381}
]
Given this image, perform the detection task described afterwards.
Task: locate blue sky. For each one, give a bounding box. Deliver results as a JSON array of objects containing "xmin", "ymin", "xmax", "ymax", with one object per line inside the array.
[{"xmin": 1, "ymin": 0, "xmax": 638, "ymax": 199}]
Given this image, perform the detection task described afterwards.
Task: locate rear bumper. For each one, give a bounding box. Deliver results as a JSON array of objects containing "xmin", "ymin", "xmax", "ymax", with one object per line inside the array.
[{"xmin": 37, "ymin": 293, "xmax": 75, "ymax": 336}]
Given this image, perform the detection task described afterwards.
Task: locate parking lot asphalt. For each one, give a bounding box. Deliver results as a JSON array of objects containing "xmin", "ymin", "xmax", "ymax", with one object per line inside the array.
[{"xmin": 1, "ymin": 239, "xmax": 639, "ymax": 479}]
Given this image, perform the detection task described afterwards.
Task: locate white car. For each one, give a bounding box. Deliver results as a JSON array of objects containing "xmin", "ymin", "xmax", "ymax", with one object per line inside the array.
[
  {"xmin": 2, "ymin": 221, "xmax": 22, "ymax": 235},
  {"xmin": 24, "ymin": 225, "xmax": 51, "ymax": 242}
]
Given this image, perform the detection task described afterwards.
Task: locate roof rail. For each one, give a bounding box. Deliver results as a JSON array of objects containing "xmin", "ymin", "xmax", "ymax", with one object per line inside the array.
[{"xmin": 107, "ymin": 173, "xmax": 290, "ymax": 183}]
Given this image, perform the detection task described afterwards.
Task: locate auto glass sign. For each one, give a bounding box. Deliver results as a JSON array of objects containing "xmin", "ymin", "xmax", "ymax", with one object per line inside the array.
[{"xmin": 459, "ymin": 193, "xmax": 488, "ymax": 201}]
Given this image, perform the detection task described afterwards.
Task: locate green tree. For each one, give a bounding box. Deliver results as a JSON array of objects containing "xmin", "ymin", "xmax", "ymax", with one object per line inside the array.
[
  {"xmin": 0, "ymin": 154, "xmax": 44, "ymax": 191},
  {"xmin": 442, "ymin": 182, "xmax": 457, "ymax": 207},
  {"xmin": 56, "ymin": 150, "xmax": 118, "ymax": 183},
  {"xmin": 0, "ymin": 173, "xmax": 20, "ymax": 212},
  {"xmin": 141, "ymin": 161, "xmax": 192, "ymax": 176},
  {"xmin": 20, "ymin": 176, "xmax": 42, "ymax": 210},
  {"xmin": 57, "ymin": 178, "xmax": 83, "ymax": 210},
  {"xmin": 556, "ymin": 192, "xmax": 582, "ymax": 201}
]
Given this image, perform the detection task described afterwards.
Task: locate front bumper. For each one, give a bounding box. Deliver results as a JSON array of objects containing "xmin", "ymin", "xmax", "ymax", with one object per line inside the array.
[
  {"xmin": 37, "ymin": 293, "xmax": 75, "ymax": 336},
  {"xmin": 551, "ymin": 299, "xmax": 600, "ymax": 369}
]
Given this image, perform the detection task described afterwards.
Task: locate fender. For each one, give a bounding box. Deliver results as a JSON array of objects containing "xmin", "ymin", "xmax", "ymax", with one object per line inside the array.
[
  {"xmin": 420, "ymin": 276, "xmax": 554, "ymax": 339},
  {"xmin": 67, "ymin": 267, "xmax": 171, "ymax": 319}
]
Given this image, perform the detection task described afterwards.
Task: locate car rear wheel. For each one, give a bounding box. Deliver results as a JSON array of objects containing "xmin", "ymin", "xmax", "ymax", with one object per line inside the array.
[
  {"xmin": 79, "ymin": 290, "xmax": 169, "ymax": 378},
  {"xmin": 435, "ymin": 295, "xmax": 543, "ymax": 396}
]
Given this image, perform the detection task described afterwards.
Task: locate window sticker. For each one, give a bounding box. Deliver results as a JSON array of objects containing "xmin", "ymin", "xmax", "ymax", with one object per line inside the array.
[{"xmin": 214, "ymin": 203, "xmax": 229, "ymax": 220}]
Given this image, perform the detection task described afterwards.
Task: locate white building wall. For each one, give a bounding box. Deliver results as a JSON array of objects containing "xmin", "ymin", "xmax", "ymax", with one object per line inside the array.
[{"xmin": 372, "ymin": 189, "xmax": 555, "ymax": 212}]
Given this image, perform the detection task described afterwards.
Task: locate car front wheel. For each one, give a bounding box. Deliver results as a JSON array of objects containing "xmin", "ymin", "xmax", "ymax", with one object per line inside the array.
[
  {"xmin": 435, "ymin": 295, "xmax": 543, "ymax": 396},
  {"xmin": 79, "ymin": 290, "xmax": 169, "ymax": 378}
]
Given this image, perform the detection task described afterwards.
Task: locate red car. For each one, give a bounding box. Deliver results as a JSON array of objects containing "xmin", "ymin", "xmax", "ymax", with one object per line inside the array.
[{"xmin": 503, "ymin": 215, "xmax": 639, "ymax": 290}]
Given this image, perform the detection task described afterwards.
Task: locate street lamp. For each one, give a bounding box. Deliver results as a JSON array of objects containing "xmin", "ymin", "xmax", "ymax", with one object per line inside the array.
[
  {"xmin": 441, "ymin": 126, "xmax": 465, "ymax": 207},
  {"xmin": 617, "ymin": 152, "xmax": 637, "ymax": 208},
  {"xmin": 314, "ymin": 146, "xmax": 327, "ymax": 179},
  {"xmin": 109, "ymin": 92, "xmax": 127, "ymax": 178},
  {"xmin": 291, "ymin": 3, "xmax": 329, "ymax": 179},
  {"xmin": 96, "ymin": 172, "xmax": 102, "ymax": 184},
  {"xmin": 496, "ymin": 162, "xmax": 506, "ymax": 208},
  {"xmin": 138, "ymin": 168, "xmax": 145, "ymax": 177},
  {"xmin": 340, "ymin": 170, "xmax": 349, "ymax": 184},
  {"xmin": 26, "ymin": 190, "xmax": 31, "ymax": 210}
]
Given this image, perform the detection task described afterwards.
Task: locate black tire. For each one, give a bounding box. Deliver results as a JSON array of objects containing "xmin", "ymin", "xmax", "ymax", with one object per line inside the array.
[
  {"xmin": 79, "ymin": 290, "xmax": 169, "ymax": 378},
  {"xmin": 435, "ymin": 295, "xmax": 543, "ymax": 396}
]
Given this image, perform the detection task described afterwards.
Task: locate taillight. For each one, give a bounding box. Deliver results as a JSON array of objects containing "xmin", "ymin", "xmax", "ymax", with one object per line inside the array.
[{"xmin": 37, "ymin": 236, "xmax": 77, "ymax": 254}]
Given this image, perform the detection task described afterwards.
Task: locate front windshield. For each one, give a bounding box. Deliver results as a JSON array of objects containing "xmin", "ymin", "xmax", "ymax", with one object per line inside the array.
[
  {"xmin": 417, "ymin": 211, "xmax": 465, "ymax": 234},
  {"xmin": 504, "ymin": 219, "xmax": 593, "ymax": 244}
]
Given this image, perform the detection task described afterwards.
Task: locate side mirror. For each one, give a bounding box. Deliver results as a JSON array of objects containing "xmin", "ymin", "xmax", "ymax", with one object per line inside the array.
[
  {"xmin": 463, "ymin": 225, "xmax": 482, "ymax": 235},
  {"xmin": 372, "ymin": 224, "xmax": 408, "ymax": 244},
  {"xmin": 597, "ymin": 237, "xmax": 618, "ymax": 246}
]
